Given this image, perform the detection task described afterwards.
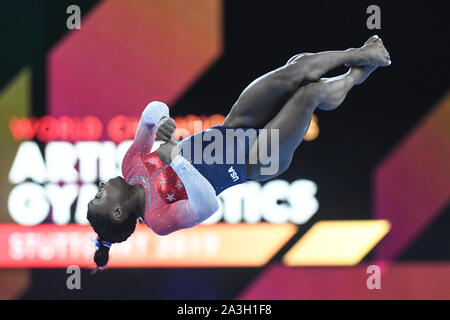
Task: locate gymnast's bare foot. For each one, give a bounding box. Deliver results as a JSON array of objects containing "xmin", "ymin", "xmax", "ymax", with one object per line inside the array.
[{"xmin": 354, "ymin": 35, "xmax": 391, "ymax": 67}]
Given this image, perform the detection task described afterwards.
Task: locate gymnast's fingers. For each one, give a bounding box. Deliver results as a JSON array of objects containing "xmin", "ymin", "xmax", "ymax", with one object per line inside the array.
[
  {"xmin": 157, "ymin": 129, "xmax": 172, "ymax": 142},
  {"xmin": 164, "ymin": 118, "xmax": 176, "ymax": 129},
  {"xmin": 158, "ymin": 126, "xmax": 173, "ymax": 137}
]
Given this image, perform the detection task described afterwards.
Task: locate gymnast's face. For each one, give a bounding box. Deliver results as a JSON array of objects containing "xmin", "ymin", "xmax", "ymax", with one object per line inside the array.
[{"xmin": 88, "ymin": 177, "xmax": 133, "ymax": 219}]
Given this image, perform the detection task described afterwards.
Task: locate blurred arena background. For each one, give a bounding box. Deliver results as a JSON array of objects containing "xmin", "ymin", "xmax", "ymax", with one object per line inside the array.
[{"xmin": 0, "ymin": 0, "xmax": 448, "ymax": 299}]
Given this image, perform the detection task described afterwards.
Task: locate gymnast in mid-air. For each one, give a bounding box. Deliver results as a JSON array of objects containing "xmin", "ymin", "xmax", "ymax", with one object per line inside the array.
[{"xmin": 87, "ymin": 36, "xmax": 391, "ymax": 268}]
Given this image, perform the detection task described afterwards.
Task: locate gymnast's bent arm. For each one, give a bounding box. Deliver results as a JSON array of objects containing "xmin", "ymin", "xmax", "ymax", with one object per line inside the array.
[
  {"xmin": 148, "ymin": 154, "xmax": 219, "ymax": 235},
  {"xmin": 131, "ymin": 101, "xmax": 170, "ymax": 155}
]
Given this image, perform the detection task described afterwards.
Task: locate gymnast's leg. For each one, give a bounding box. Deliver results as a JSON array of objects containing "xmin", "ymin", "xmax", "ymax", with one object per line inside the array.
[
  {"xmin": 245, "ymin": 61, "xmax": 382, "ymax": 181},
  {"xmin": 223, "ymin": 36, "xmax": 390, "ymax": 129}
]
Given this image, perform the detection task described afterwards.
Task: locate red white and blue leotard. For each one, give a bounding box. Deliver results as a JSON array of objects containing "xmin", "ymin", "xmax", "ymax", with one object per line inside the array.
[{"xmin": 121, "ymin": 102, "xmax": 219, "ymax": 235}]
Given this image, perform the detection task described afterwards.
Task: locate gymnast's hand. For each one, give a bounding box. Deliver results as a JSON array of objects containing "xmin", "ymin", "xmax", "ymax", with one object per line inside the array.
[
  {"xmin": 156, "ymin": 116, "xmax": 176, "ymax": 142},
  {"xmin": 156, "ymin": 141, "xmax": 181, "ymax": 164}
]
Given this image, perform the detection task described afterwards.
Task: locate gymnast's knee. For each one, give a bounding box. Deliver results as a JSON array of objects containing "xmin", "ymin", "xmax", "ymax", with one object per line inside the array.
[
  {"xmin": 286, "ymin": 52, "xmax": 314, "ymax": 65},
  {"xmin": 286, "ymin": 52, "xmax": 322, "ymax": 82}
]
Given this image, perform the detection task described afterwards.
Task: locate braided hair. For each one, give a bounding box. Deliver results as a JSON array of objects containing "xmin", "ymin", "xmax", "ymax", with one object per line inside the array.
[{"xmin": 93, "ymin": 238, "xmax": 112, "ymax": 268}]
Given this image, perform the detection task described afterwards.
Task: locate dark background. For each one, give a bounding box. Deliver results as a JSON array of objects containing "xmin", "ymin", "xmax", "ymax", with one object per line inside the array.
[{"xmin": 0, "ymin": 0, "xmax": 448, "ymax": 299}]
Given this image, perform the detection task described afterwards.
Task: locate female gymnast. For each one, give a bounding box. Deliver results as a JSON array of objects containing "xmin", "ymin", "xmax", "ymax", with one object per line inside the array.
[{"xmin": 87, "ymin": 36, "xmax": 391, "ymax": 268}]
